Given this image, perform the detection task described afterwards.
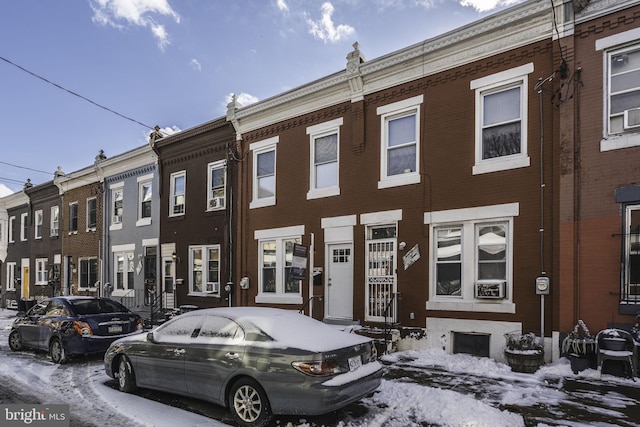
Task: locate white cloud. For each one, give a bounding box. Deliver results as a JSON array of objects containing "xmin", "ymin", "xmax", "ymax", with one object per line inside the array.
[
  {"xmin": 458, "ymin": 0, "xmax": 521, "ymax": 12},
  {"xmin": 89, "ymin": 0, "xmax": 180, "ymax": 50},
  {"xmin": 189, "ymin": 59, "xmax": 202, "ymax": 72},
  {"xmin": 226, "ymin": 92, "xmax": 260, "ymax": 109},
  {"xmin": 305, "ymin": 2, "xmax": 355, "ymax": 44},
  {"xmin": 276, "ymin": 0, "xmax": 289, "ymax": 12},
  {"xmin": 0, "ymin": 183, "xmax": 14, "ymax": 197}
]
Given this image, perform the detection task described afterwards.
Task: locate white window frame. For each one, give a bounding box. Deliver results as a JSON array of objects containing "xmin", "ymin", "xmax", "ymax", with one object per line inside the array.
[
  {"xmin": 35, "ymin": 258, "xmax": 48, "ymax": 285},
  {"xmin": 471, "ymin": 63, "xmax": 533, "ymax": 175},
  {"xmin": 425, "ymin": 203, "xmax": 518, "ymax": 314},
  {"xmin": 78, "ymin": 257, "xmax": 98, "ymax": 290},
  {"xmin": 20, "ymin": 212, "xmax": 28, "ymax": 242},
  {"xmin": 169, "ymin": 171, "xmax": 186, "ymax": 217},
  {"xmin": 86, "ymin": 197, "xmax": 97, "ymax": 231},
  {"xmin": 623, "ymin": 204, "xmax": 640, "ymax": 303},
  {"xmin": 307, "ymin": 118, "xmax": 342, "ymax": 199},
  {"xmin": 254, "ymin": 225, "xmax": 304, "ymax": 304},
  {"xmin": 69, "ymin": 202, "xmax": 78, "ymax": 234},
  {"xmin": 207, "ymin": 160, "xmax": 226, "ymax": 211},
  {"xmin": 596, "ymin": 28, "xmax": 640, "ymax": 151},
  {"xmin": 110, "ymin": 183, "xmax": 124, "ymax": 230},
  {"xmin": 6, "ymin": 262, "xmax": 16, "ymax": 291},
  {"xmin": 250, "ymin": 137, "xmax": 278, "ymax": 209},
  {"xmin": 34, "ymin": 210, "xmax": 43, "ymax": 240},
  {"xmin": 137, "ymin": 174, "xmax": 153, "ymax": 226},
  {"xmin": 188, "ymin": 244, "xmax": 221, "ymax": 295},
  {"xmin": 8, "ymin": 216, "xmax": 15, "ymax": 243},
  {"xmin": 377, "ymin": 95, "xmax": 422, "ymax": 189},
  {"xmin": 112, "ymin": 244, "xmax": 135, "ymax": 296},
  {"xmin": 50, "ymin": 206, "xmax": 59, "ymax": 237}
]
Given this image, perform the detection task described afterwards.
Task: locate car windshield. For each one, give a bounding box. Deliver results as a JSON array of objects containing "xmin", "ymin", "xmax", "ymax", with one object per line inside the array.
[{"xmin": 70, "ymin": 299, "xmax": 128, "ymax": 315}]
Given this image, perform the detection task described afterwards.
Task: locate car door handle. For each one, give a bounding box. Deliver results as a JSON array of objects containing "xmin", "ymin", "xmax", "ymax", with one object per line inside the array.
[
  {"xmin": 225, "ymin": 352, "xmax": 240, "ymax": 360},
  {"xmin": 173, "ymin": 348, "xmax": 185, "ymax": 355}
]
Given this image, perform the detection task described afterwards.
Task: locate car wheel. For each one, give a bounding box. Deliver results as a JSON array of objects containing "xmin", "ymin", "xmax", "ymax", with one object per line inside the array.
[
  {"xmin": 8, "ymin": 330, "xmax": 23, "ymax": 351},
  {"xmin": 117, "ymin": 356, "xmax": 137, "ymax": 393},
  {"xmin": 229, "ymin": 378, "xmax": 272, "ymax": 427},
  {"xmin": 49, "ymin": 338, "xmax": 67, "ymax": 364}
]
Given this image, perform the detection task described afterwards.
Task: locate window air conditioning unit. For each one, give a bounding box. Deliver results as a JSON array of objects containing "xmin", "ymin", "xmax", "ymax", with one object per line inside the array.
[
  {"xmin": 209, "ymin": 197, "xmax": 225, "ymax": 209},
  {"xmin": 624, "ymin": 108, "xmax": 640, "ymax": 130},
  {"xmin": 112, "ymin": 215, "xmax": 122, "ymax": 224},
  {"xmin": 475, "ymin": 281, "xmax": 506, "ymax": 299},
  {"xmin": 206, "ymin": 282, "xmax": 220, "ymax": 293}
]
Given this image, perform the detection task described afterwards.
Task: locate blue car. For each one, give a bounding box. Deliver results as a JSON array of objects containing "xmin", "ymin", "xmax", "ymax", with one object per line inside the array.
[{"xmin": 9, "ymin": 296, "xmax": 144, "ymax": 364}]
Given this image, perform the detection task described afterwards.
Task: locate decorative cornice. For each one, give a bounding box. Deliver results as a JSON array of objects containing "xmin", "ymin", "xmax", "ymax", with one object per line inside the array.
[{"xmin": 575, "ymin": 0, "xmax": 639, "ymax": 24}]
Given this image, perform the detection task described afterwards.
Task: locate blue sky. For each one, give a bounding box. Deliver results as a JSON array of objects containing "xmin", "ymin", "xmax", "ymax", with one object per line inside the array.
[{"xmin": 0, "ymin": 0, "xmax": 524, "ymax": 195}]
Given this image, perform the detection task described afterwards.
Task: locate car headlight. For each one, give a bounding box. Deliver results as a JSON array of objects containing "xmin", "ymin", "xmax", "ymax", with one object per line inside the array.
[
  {"xmin": 292, "ymin": 360, "xmax": 342, "ymax": 376},
  {"xmin": 73, "ymin": 321, "xmax": 93, "ymax": 336}
]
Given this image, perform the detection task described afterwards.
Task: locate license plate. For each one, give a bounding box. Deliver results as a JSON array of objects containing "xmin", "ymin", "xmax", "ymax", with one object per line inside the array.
[
  {"xmin": 108, "ymin": 325, "xmax": 123, "ymax": 333},
  {"xmin": 348, "ymin": 356, "xmax": 362, "ymax": 372}
]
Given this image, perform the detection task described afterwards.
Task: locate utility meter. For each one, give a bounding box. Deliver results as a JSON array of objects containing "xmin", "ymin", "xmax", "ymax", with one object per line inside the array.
[{"xmin": 535, "ymin": 276, "xmax": 550, "ymax": 295}]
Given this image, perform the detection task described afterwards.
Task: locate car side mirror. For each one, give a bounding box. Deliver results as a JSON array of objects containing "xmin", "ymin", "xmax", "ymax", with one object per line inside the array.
[{"xmin": 147, "ymin": 332, "xmax": 156, "ymax": 343}]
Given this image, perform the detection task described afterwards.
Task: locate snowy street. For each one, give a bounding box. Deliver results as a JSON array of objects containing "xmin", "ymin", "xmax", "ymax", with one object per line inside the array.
[{"xmin": 1, "ymin": 308, "xmax": 639, "ymax": 427}]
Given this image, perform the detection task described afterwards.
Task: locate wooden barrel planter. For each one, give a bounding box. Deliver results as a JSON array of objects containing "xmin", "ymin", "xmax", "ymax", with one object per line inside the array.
[{"xmin": 504, "ymin": 350, "xmax": 545, "ymax": 373}]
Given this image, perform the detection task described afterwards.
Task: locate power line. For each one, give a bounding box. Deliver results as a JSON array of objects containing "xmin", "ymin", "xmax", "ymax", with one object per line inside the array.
[
  {"xmin": 0, "ymin": 160, "xmax": 51, "ymax": 176},
  {"xmin": 0, "ymin": 54, "xmax": 165, "ymax": 135}
]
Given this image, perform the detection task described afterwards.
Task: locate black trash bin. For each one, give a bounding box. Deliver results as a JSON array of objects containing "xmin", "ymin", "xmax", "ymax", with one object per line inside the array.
[{"xmin": 17, "ymin": 298, "xmax": 36, "ymax": 314}]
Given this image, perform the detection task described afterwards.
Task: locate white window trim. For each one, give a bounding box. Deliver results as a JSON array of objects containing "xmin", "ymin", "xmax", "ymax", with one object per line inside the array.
[
  {"xmin": 6, "ymin": 262, "xmax": 16, "ymax": 291},
  {"xmin": 50, "ymin": 206, "xmax": 59, "ymax": 237},
  {"xmin": 35, "ymin": 258, "xmax": 48, "ymax": 285},
  {"xmin": 254, "ymin": 225, "xmax": 304, "ymax": 305},
  {"xmin": 111, "ymin": 244, "xmax": 135, "ymax": 297},
  {"xmin": 20, "ymin": 212, "xmax": 28, "ymax": 242},
  {"xmin": 8, "ymin": 216, "xmax": 15, "ymax": 243},
  {"xmin": 250, "ymin": 137, "xmax": 278, "ymax": 209},
  {"xmin": 377, "ymin": 95, "xmax": 423, "ymax": 189},
  {"xmin": 307, "ymin": 118, "xmax": 342, "ymax": 199},
  {"xmin": 68, "ymin": 202, "xmax": 78, "ymax": 235},
  {"xmin": 471, "ymin": 63, "xmax": 533, "ymax": 175},
  {"xmin": 169, "ymin": 171, "xmax": 186, "ymax": 217},
  {"xmin": 86, "ymin": 197, "xmax": 97, "ymax": 232},
  {"xmin": 188, "ymin": 244, "xmax": 221, "ymax": 296},
  {"xmin": 110, "ymin": 182, "xmax": 124, "ymax": 230},
  {"xmin": 206, "ymin": 160, "xmax": 227, "ymax": 211},
  {"xmin": 137, "ymin": 176, "xmax": 153, "ymax": 226},
  {"xmin": 596, "ymin": 28, "xmax": 640, "ymax": 151},
  {"xmin": 424, "ymin": 203, "xmax": 518, "ymax": 314},
  {"xmin": 34, "ymin": 210, "xmax": 43, "ymax": 240}
]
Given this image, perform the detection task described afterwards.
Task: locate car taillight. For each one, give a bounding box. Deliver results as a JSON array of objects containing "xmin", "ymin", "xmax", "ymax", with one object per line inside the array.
[
  {"xmin": 292, "ymin": 360, "xmax": 342, "ymax": 376},
  {"xmin": 368, "ymin": 342, "xmax": 378, "ymax": 363},
  {"xmin": 73, "ymin": 321, "xmax": 93, "ymax": 336}
]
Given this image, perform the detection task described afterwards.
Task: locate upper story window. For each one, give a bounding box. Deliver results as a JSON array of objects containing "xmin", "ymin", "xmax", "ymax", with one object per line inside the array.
[
  {"xmin": 8, "ymin": 216, "xmax": 15, "ymax": 243},
  {"xmin": 207, "ymin": 160, "xmax": 226, "ymax": 211},
  {"xmin": 597, "ymin": 29, "xmax": 640, "ymax": 151},
  {"xmin": 50, "ymin": 206, "xmax": 59, "ymax": 237},
  {"xmin": 20, "ymin": 212, "xmax": 28, "ymax": 241},
  {"xmin": 170, "ymin": 171, "xmax": 186, "ymax": 216},
  {"xmin": 250, "ymin": 137, "xmax": 278, "ymax": 209},
  {"xmin": 471, "ymin": 63, "xmax": 533, "ymax": 175},
  {"xmin": 307, "ymin": 118, "xmax": 342, "ymax": 199},
  {"xmin": 111, "ymin": 183, "xmax": 124, "ymax": 228},
  {"xmin": 377, "ymin": 95, "xmax": 423, "ymax": 189},
  {"xmin": 69, "ymin": 202, "xmax": 78, "ymax": 234},
  {"xmin": 189, "ymin": 245, "xmax": 220, "ymax": 295},
  {"xmin": 34, "ymin": 210, "xmax": 43, "ymax": 240},
  {"xmin": 426, "ymin": 203, "xmax": 518, "ymax": 314},
  {"xmin": 137, "ymin": 174, "xmax": 153, "ymax": 226},
  {"xmin": 87, "ymin": 197, "xmax": 97, "ymax": 231},
  {"xmin": 255, "ymin": 225, "xmax": 304, "ymax": 305}
]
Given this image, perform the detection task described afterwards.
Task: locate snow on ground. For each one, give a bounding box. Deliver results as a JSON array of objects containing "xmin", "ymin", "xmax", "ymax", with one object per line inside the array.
[{"xmin": 1, "ymin": 308, "xmax": 639, "ymax": 427}]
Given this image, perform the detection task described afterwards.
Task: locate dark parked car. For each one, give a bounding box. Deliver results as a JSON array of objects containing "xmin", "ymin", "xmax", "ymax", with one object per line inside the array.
[
  {"xmin": 104, "ymin": 307, "xmax": 382, "ymax": 427},
  {"xmin": 9, "ymin": 296, "xmax": 144, "ymax": 364}
]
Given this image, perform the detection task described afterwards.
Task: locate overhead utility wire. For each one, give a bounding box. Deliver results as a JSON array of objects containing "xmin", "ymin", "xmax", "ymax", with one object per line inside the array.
[
  {"xmin": 0, "ymin": 160, "xmax": 51, "ymax": 176},
  {"xmin": 0, "ymin": 55, "xmax": 167, "ymax": 136}
]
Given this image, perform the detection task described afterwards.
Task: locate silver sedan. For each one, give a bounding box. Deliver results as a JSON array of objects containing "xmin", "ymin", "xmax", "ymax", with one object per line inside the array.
[{"xmin": 104, "ymin": 307, "xmax": 382, "ymax": 427}]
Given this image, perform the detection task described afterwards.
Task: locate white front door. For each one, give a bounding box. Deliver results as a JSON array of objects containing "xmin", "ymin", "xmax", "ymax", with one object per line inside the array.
[{"xmin": 326, "ymin": 243, "xmax": 353, "ymax": 320}]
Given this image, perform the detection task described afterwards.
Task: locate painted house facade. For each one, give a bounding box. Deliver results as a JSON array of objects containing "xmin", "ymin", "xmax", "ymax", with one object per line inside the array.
[
  {"xmin": 226, "ymin": 0, "xmax": 564, "ymax": 360},
  {"xmin": 0, "ymin": 189, "xmax": 30, "ymax": 308},
  {"xmin": 153, "ymin": 118, "xmax": 237, "ymax": 311}
]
